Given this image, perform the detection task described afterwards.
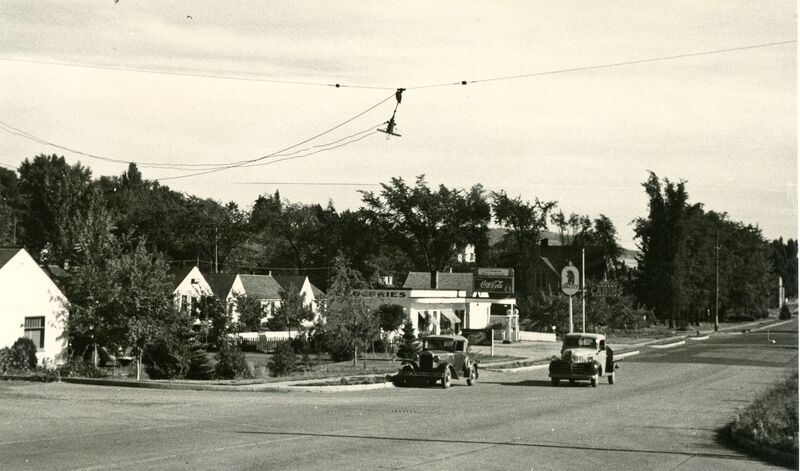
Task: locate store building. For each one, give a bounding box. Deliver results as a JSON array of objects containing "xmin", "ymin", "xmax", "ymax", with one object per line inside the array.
[{"xmin": 355, "ymin": 270, "xmax": 519, "ymax": 341}]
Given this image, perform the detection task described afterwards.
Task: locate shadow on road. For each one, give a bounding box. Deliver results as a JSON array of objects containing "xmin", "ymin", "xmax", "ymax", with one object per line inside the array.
[
  {"xmin": 235, "ymin": 430, "xmax": 755, "ymax": 462},
  {"xmin": 482, "ymin": 379, "xmax": 553, "ymax": 387}
]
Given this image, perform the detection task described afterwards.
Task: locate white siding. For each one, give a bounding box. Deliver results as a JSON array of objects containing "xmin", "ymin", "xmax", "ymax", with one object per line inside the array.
[{"xmin": 0, "ymin": 250, "xmax": 67, "ymax": 364}]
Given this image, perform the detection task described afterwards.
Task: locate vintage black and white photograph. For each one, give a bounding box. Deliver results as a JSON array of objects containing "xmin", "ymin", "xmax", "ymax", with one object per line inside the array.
[{"xmin": 0, "ymin": 2, "xmax": 797, "ymax": 470}]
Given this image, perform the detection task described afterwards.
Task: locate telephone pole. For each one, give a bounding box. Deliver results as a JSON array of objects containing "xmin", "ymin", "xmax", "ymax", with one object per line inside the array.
[
  {"xmin": 214, "ymin": 225, "xmax": 219, "ymax": 273},
  {"xmin": 714, "ymin": 232, "xmax": 719, "ymax": 332}
]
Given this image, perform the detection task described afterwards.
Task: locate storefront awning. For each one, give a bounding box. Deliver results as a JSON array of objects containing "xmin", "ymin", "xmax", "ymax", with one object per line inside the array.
[{"xmin": 440, "ymin": 309, "xmax": 461, "ymax": 324}]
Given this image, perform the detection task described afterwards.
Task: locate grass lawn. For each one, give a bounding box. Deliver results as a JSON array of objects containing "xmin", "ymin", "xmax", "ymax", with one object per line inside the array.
[{"xmin": 728, "ymin": 370, "xmax": 798, "ymax": 454}]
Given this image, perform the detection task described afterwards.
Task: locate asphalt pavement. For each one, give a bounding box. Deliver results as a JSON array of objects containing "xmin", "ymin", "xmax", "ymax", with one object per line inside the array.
[{"xmin": 0, "ymin": 318, "xmax": 795, "ymax": 470}]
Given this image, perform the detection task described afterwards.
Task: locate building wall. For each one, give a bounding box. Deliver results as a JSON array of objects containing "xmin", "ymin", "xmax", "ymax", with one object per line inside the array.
[
  {"xmin": 0, "ymin": 250, "xmax": 67, "ymax": 364},
  {"xmin": 173, "ymin": 267, "xmax": 213, "ymax": 313}
]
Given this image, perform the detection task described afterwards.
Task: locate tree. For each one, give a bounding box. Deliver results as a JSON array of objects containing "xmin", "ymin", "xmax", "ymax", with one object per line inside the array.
[
  {"xmin": 16, "ymin": 154, "xmax": 96, "ymax": 261},
  {"xmin": 183, "ymin": 197, "xmax": 251, "ymax": 272},
  {"xmin": 194, "ymin": 296, "xmax": 231, "ymax": 349},
  {"xmin": 395, "ymin": 318, "xmax": 420, "ymax": 360},
  {"xmin": 361, "ymin": 176, "xmax": 491, "ymax": 287},
  {"xmin": 266, "ymin": 289, "xmax": 314, "ymax": 335},
  {"xmin": 376, "ymin": 304, "xmax": 406, "ymax": 333},
  {"xmin": 319, "ymin": 253, "xmax": 378, "ymax": 362},
  {"xmin": 492, "ymin": 191, "xmax": 557, "ymax": 291},
  {"xmin": 234, "ymin": 294, "xmax": 264, "ymax": 332},
  {"xmin": 590, "ymin": 214, "xmax": 623, "ymax": 278}
]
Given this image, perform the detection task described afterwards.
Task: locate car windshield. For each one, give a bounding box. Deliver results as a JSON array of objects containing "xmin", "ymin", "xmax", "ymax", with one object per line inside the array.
[
  {"xmin": 564, "ymin": 337, "xmax": 597, "ymax": 349},
  {"xmin": 424, "ymin": 338, "xmax": 454, "ymax": 351}
]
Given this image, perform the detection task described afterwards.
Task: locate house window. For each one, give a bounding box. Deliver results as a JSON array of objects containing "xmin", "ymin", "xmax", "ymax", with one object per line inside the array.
[
  {"xmin": 24, "ymin": 317, "xmax": 45, "ymax": 349},
  {"xmin": 181, "ymin": 295, "xmax": 188, "ymax": 312}
]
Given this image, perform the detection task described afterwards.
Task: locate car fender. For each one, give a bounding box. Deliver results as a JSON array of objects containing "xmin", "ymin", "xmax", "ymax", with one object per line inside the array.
[
  {"xmin": 439, "ymin": 362, "xmax": 458, "ymax": 379},
  {"xmin": 399, "ymin": 360, "xmax": 418, "ymax": 373}
]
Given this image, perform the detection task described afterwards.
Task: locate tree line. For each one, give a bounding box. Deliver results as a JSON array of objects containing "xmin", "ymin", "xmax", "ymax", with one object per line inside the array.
[{"xmin": 0, "ymin": 155, "xmax": 795, "ymax": 343}]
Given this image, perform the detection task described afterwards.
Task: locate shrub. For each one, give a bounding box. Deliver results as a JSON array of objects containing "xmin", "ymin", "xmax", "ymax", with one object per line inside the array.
[
  {"xmin": 729, "ymin": 370, "xmax": 798, "ymax": 453},
  {"xmin": 59, "ymin": 357, "xmax": 102, "ymax": 378},
  {"xmin": 143, "ymin": 341, "xmax": 190, "ymax": 380},
  {"xmin": 395, "ymin": 319, "xmax": 420, "ymax": 361},
  {"xmin": 214, "ymin": 338, "xmax": 250, "ymax": 379},
  {"xmin": 11, "ymin": 337, "xmax": 38, "ymax": 370},
  {"xmin": 185, "ymin": 344, "xmax": 214, "ymax": 380},
  {"xmin": 268, "ymin": 341, "xmax": 296, "ymax": 377},
  {"xmin": 779, "ymin": 304, "xmax": 791, "ymax": 320},
  {"xmin": 371, "ymin": 337, "xmax": 388, "ymax": 354}
]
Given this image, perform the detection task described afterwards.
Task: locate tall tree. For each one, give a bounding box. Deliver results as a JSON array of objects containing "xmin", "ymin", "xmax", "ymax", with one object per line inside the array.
[
  {"xmin": 17, "ymin": 154, "xmax": 95, "ymax": 261},
  {"xmin": 361, "ymin": 176, "xmax": 491, "ymax": 288},
  {"xmin": 491, "ymin": 191, "xmax": 557, "ymax": 291}
]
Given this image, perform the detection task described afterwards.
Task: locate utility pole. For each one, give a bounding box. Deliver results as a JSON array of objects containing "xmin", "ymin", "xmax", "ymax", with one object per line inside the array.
[
  {"xmin": 581, "ymin": 248, "xmax": 586, "ymax": 333},
  {"xmin": 714, "ymin": 232, "xmax": 719, "ymax": 332},
  {"xmin": 214, "ymin": 225, "xmax": 219, "ymax": 273}
]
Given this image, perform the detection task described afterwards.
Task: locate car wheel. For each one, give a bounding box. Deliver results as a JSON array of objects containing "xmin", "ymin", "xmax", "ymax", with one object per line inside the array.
[
  {"xmin": 442, "ymin": 369, "xmax": 451, "ymax": 389},
  {"xmin": 551, "ymin": 377, "xmax": 560, "ymax": 386},
  {"xmin": 608, "ymin": 373, "xmax": 615, "ymax": 385},
  {"xmin": 467, "ymin": 366, "xmax": 477, "ymax": 386},
  {"xmin": 591, "ymin": 375, "xmax": 598, "ymax": 388}
]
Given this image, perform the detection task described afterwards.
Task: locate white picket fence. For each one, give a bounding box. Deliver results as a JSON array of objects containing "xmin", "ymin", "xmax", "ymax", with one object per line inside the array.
[{"xmin": 517, "ymin": 331, "xmax": 557, "ymax": 342}]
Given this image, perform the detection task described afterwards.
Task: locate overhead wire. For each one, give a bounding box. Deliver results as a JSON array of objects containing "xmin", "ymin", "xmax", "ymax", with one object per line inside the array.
[{"xmin": 158, "ymin": 93, "xmax": 395, "ymax": 180}]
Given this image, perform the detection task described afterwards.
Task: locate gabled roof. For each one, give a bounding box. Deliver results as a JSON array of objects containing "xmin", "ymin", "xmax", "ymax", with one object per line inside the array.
[
  {"xmin": 274, "ymin": 275, "xmax": 325, "ymax": 298},
  {"xmin": 168, "ymin": 265, "xmax": 196, "ymax": 288},
  {"xmin": 239, "ymin": 274, "xmax": 284, "ymax": 300},
  {"xmin": 205, "ymin": 273, "xmax": 239, "ymax": 298},
  {"xmin": 0, "ymin": 247, "xmax": 21, "ymax": 270},
  {"xmin": 403, "ymin": 272, "xmax": 474, "ymax": 291}
]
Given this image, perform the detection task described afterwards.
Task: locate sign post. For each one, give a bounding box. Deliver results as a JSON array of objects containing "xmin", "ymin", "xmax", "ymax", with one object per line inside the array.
[{"xmin": 561, "ymin": 263, "xmax": 580, "ymax": 333}]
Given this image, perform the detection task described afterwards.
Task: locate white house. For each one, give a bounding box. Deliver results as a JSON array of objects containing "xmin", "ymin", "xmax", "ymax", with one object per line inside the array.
[
  {"xmin": 170, "ymin": 265, "xmax": 213, "ymax": 314},
  {"xmin": 0, "ymin": 248, "xmax": 68, "ymax": 364}
]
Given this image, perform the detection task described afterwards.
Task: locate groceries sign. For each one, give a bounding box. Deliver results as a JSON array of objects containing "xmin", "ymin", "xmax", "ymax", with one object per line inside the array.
[{"xmin": 474, "ymin": 268, "xmax": 514, "ymax": 294}]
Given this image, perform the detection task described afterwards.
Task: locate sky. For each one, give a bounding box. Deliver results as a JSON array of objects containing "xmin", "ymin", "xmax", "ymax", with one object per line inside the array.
[{"xmin": 0, "ymin": 1, "xmax": 796, "ymax": 249}]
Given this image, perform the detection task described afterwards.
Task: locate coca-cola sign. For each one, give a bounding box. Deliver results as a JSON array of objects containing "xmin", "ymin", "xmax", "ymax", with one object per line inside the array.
[{"xmin": 474, "ymin": 275, "xmax": 514, "ymax": 293}]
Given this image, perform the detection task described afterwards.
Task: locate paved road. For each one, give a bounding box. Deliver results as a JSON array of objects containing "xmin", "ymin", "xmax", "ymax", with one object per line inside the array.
[{"xmin": 0, "ymin": 319, "xmax": 796, "ymax": 470}]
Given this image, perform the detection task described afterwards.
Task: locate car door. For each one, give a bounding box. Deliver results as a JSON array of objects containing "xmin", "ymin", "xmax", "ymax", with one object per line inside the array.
[{"xmin": 453, "ymin": 340, "xmax": 466, "ymax": 375}]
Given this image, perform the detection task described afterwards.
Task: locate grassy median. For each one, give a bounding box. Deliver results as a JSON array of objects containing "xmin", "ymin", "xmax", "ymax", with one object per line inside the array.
[{"xmin": 726, "ymin": 369, "xmax": 798, "ymax": 458}]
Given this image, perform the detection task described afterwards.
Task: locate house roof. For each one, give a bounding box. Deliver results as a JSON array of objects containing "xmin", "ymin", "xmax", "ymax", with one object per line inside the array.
[
  {"xmin": 205, "ymin": 273, "xmax": 239, "ymax": 298},
  {"xmin": 274, "ymin": 275, "xmax": 325, "ymax": 298},
  {"xmin": 239, "ymin": 274, "xmax": 285, "ymax": 300},
  {"xmin": 403, "ymin": 272, "xmax": 474, "ymax": 291},
  {"xmin": 168, "ymin": 265, "xmax": 196, "ymax": 288},
  {"xmin": 0, "ymin": 247, "xmax": 21, "ymax": 270}
]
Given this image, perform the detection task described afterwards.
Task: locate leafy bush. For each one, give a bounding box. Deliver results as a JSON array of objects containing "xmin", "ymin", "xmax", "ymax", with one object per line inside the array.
[
  {"xmin": 185, "ymin": 344, "xmax": 213, "ymax": 380},
  {"xmin": 729, "ymin": 370, "xmax": 798, "ymax": 453},
  {"xmin": 58, "ymin": 357, "xmax": 102, "ymax": 378},
  {"xmin": 268, "ymin": 341, "xmax": 296, "ymax": 377},
  {"xmin": 11, "ymin": 337, "xmax": 38, "ymax": 370},
  {"xmin": 143, "ymin": 340, "xmax": 189, "ymax": 380},
  {"xmin": 779, "ymin": 304, "xmax": 791, "ymax": 320},
  {"xmin": 371, "ymin": 337, "xmax": 388, "ymax": 353},
  {"xmin": 214, "ymin": 338, "xmax": 250, "ymax": 379},
  {"xmin": 395, "ymin": 319, "xmax": 420, "ymax": 361}
]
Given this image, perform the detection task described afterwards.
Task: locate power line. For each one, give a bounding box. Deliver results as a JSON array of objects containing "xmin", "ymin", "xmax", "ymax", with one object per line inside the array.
[
  {"xmin": 0, "ymin": 56, "xmax": 395, "ymax": 90},
  {"xmin": 234, "ymin": 182, "xmax": 379, "ymax": 186},
  {"xmin": 406, "ymin": 40, "xmax": 797, "ymax": 89},
  {"xmin": 0, "ymin": 94, "xmax": 393, "ymax": 178},
  {"xmin": 1, "ymin": 40, "xmax": 793, "ymax": 92}
]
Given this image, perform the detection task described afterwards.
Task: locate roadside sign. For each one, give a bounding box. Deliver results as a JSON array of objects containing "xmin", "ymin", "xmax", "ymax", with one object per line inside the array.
[{"xmin": 561, "ymin": 265, "xmax": 580, "ymax": 296}]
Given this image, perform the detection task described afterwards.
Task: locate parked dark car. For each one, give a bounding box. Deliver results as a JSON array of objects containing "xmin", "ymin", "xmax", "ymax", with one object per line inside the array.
[{"xmin": 395, "ymin": 335, "xmax": 478, "ymax": 388}]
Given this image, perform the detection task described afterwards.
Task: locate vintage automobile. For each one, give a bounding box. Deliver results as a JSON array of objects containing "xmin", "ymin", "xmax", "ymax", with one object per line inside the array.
[
  {"xmin": 395, "ymin": 335, "xmax": 478, "ymax": 388},
  {"xmin": 548, "ymin": 333, "xmax": 616, "ymax": 387}
]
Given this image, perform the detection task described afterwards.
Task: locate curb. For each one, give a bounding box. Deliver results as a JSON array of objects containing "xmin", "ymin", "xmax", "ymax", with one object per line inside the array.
[
  {"xmin": 651, "ymin": 340, "xmax": 686, "ymax": 349},
  {"xmin": 61, "ymin": 376, "xmax": 395, "ymax": 393},
  {"xmin": 687, "ymin": 335, "xmax": 710, "ymax": 341},
  {"xmin": 750, "ymin": 319, "xmax": 794, "ymax": 332},
  {"xmin": 718, "ymin": 425, "xmax": 798, "ymax": 469},
  {"xmin": 488, "ymin": 349, "xmax": 642, "ymax": 373},
  {"xmin": 615, "ymin": 350, "xmax": 640, "ymax": 360}
]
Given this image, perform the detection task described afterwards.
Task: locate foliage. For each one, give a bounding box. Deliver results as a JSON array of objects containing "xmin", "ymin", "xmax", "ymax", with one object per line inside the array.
[
  {"xmin": 234, "ymin": 294, "xmax": 265, "ymax": 332},
  {"xmin": 143, "ymin": 336, "xmax": 190, "ymax": 380},
  {"xmin": 770, "ymin": 238, "xmax": 798, "ymax": 299},
  {"xmin": 376, "ymin": 304, "xmax": 405, "ymax": 333},
  {"xmin": 266, "ymin": 288, "xmax": 314, "ymax": 334},
  {"xmin": 361, "ymin": 176, "xmax": 491, "ymax": 283},
  {"xmin": 194, "ymin": 296, "xmax": 231, "ymax": 350},
  {"xmin": 214, "ymin": 337, "xmax": 250, "ymax": 379},
  {"xmin": 729, "ymin": 370, "xmax": 798, "ymax": 453},
  {"xmin": 185, "ymin": 343, "xmax": 214, "ymax": 380},
  {"xmin": 779, "ymin": 304, "xmax": 791, "ymax": 320},
  {"xmin": 11, "ymin": 337, "xmax": 38, "ymax": 370},
  {"xmin": 395, "ymin": 318, "xmax": 420, "ymax": 360},
  {"xmin": 267, "ymin": 341, "xmax": 296, "ymax": 377},
  {"xmin": 634, "ymin": 172, "xmax": 774, "ymax": 327},
  {"xmin": 319, "ymin": 253, "xmax": 378, "ymax": 362},
  {"xmin": 182, "ymin": 197, "xmax": 251, "ymax": 271},
  {"xmin": 57, "ymin": 357, "xmax": 102, "ymax": 378},
  {"xmin": 492, "ymin": 191, "xmax": 557, "ymax": 290}
]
